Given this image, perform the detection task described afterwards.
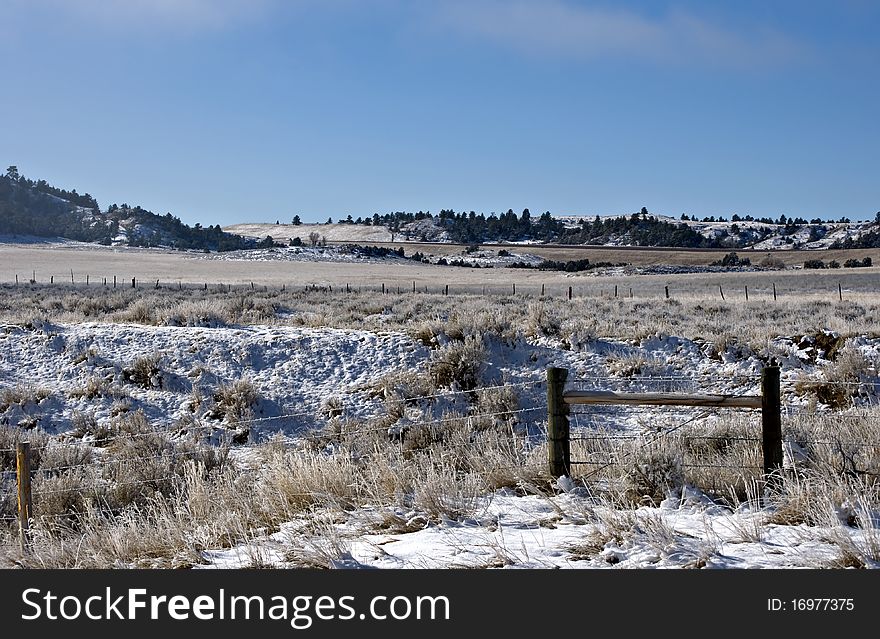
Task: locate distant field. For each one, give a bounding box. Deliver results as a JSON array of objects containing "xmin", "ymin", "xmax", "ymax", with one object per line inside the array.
[
  {"xmin": 224, "ymin": 222, "xmax": 880, "ymax": 267},
  {"xmin": 1, "ymin": 241, "xmax": 879, "ymax": 302}
]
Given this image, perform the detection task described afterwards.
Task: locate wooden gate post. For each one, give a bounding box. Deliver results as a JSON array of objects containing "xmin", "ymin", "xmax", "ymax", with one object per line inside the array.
[
  {"xmin": 761, "ymin": 365, "xmax": 783, "ymax": 486},
  {"xmin": 547, "ymin": 367, "xmax": 570, "ymax": 478},
  {"xmin": 17, "ymin": 442, "xmax": 32, "ymax": 553}
]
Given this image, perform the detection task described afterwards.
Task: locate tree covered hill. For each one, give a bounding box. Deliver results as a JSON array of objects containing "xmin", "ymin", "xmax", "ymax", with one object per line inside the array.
[
  {"xmin": 336, "ymin": 207, "xmax": 878, "ymax": 249},
  {"xmin": 0, "ymin": 166, "xmax": 253, "ymax": 251},
  {"xmin": 3, "ymin": 165, "xmax": 876, "ymax": 251}
]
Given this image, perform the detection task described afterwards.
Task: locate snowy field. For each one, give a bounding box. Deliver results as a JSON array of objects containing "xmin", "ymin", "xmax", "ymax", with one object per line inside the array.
[
  {"xmin": 2, "ymin": 241, "xmax": 880, "ymax": 299},
  {"xmin": 1, "ymin": 269, "xmax": 880, "ymax": 568}
]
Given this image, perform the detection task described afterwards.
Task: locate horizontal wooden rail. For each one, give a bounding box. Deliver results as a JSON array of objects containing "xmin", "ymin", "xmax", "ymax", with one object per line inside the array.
[
  {"xmin": 549, "ymin": 367, "xmax": 782, "ymax": 492},
  {"xmin": 562, "ymin": 390, "xmax": 763, "ymax": 409}
]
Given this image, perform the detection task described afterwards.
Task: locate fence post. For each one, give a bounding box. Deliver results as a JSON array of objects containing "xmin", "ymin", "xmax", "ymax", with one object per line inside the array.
[
  {"xmin": 541, "ymin": 284, "xmax": 545, "ymax": 297},
  {"xmin": 761, "ymin": 364, "xmax": 783, "ymax": 487},
  {"xmin": 17, "ymin": 441, "xmax": 32, "ymax": 554},
  {"xmin": 745, "ymin": 285, "xmax": 748, "ymax": 301},
  {"xmin": 838, "ymin": 282, "xmax": 842, "ymax": 301},
  {"xmin": 773, "ymin": 282, "xmax": 777, "ymax": 301},
  {"xmin": 568, "ymin": 286, "xmax": 572, "ymax": 301},
  {"xmin": 665, "ymin": 285, "xmax": 669, "ymax": 299},
  {"xmin": 547, "ymin": 367, "xmax": 570, "ymax": 478},
  {"xmin": 719, "ymin": 285, "xmax": 725, "ymax": 300}
]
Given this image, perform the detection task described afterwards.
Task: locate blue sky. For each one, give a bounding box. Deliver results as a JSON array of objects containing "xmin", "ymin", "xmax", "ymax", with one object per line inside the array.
[{"xmin": 2, "ymin": 0, "xmax": 878, "ymax": 225}]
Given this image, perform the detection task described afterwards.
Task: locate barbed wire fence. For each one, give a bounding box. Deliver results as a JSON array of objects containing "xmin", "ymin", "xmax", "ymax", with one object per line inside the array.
[{"xmin": 3, "ymin": 370, "xmax": 880, "ymax": 555}]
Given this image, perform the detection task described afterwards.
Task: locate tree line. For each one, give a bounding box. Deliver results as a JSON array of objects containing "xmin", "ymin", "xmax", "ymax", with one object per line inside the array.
[{"xmin": 1, "ymin": 167, "xmax": 251, "ymax": 251}]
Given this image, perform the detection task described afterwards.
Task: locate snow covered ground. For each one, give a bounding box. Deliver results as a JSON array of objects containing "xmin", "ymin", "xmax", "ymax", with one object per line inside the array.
[
  {"xmin": 202, "ymin": 487, "xmax": 860, "ymax": 569},
  {"xmin": 3, "ymin": 315, "xmax": 879, "ymax": 569}
]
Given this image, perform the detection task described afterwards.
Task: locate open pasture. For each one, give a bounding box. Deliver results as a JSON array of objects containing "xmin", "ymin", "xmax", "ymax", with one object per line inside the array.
[
  {"xmin": 1, "ymin": 242, "xmax": 879, "ymax": 303},
  {"xmin": 2, "ymin": 241, "xmax": 880, "ymax": 569}
]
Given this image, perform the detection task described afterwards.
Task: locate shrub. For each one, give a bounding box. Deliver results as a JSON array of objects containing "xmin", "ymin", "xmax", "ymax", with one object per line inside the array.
[
  {"xmin": 624, "ymin": 446, "xmax": 684, "ymax": 505},
  {"xmin": 121, "ymin": 353, "xmax": 162, "ymax": 389},
  {"xmin": 429, "ymin": 335, "xmax": 485, "ymax": 390},
  {"xmin": 712, "ymin": 252, "xmax": 751, "ymax": 268},
  {"xmin": 759, "ymin": 254, "xmax": 786, "ymax": 269},
  {"xmin": 209, "ymin": 379, "xmax": 261, "ymax": 424}
]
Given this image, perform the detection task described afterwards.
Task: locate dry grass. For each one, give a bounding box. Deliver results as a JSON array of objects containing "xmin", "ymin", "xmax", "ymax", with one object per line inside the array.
[
  {"xmin": 3, "ymin": 280, "xmax": 880, "ymax": 353},
  {"xmin": 2, "ymin": 403, "xmax": 880, "ymax": 568},
  {"xmin": 2, "ymin": 279, "xmax": 880, "ymax": 567}
]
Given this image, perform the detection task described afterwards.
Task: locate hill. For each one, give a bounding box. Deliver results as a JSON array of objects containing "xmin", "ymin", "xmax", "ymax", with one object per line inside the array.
[
  {"xmin": 228, "ymin": 209, "xmax": 880, "ymax": 250},
  {"xmin": 0, "ymin": 167, "xmax": 253, "ymax": 251}
]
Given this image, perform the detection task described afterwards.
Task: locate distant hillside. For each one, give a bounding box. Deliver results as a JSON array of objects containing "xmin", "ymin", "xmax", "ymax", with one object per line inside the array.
[
  {"xmin": 231, "ymin": 208, "xmax": 880, "ymax": 250},
  {"xmin": 0, "ymin": 167, "xmax": 254, "ymax": 251}
]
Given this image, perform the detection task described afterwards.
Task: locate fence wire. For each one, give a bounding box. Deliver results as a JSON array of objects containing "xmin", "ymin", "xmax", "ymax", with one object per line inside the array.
[{"xmin": 3, "ymin": 374, "xmax": 880, "ymax": 539}]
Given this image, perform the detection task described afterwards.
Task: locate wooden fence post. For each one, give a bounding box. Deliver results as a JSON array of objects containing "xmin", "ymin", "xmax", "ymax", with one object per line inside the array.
[
  {"xmin": 113, "ymin": 275, "xmax": 116, "ymax": 288},
  {"xmin": 541, "ymin": 284, "xmax": 545, "ymax": 297},
  {"xmin": 132, "ymin": 277, "xmax": 136, "ymax": 288},
  {"xmin": 568, "ymin": 286, "xmax": 572, "ymax": 301},
  {"xmin": 445, "ymin": 284, "xmax": 448, "ymax": 296},
  {"xmin": 614, "ymin": 285, "xmax": 618, "ymax": 298},
  {"xmin": 17, "ymin": 442, "xmax": 32, "ymax": 554},
  {"xmin": 719, "ymin": 285, "xmax": 725, "ymax": 300},
  {"xmin": 665, "ymin": 286, "xmax": 669, "ymax": 299},
  {"xmin": 547, "ymin": 367, "xmax": 570, "ymax": 478},
  {"xmin": 413, "ymin": 281, "xmax": 416, "ymax": 293},
  {"xmin": 512, "ymin": 283, "xmax": 516, "ymax": 295},
  {"xmin": 761, "ymin": 364, "xmax": 783, "ymax": 487},
  {"xmin": 773, "ymin": 282, "xmax": 777, "ymax": 301},
  {"xmin": 838, "ymin": 282, "xmax": 843, "ymax": 301},
  {"xmin": 745, "ymin": 285, "xmax": 748, "ymax": 301},
  {"xmin": 382, "ymin": 283, "xmax": 385, "ymax": 294}
]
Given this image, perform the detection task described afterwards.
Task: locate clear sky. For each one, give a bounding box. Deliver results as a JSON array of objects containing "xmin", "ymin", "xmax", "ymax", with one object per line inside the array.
[{"xmin": 2, "ymin": 0, "xmax": 878, "ymax": 225}]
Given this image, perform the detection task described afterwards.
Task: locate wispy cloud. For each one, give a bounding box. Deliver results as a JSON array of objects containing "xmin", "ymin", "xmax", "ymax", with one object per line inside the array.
[
  {"xmin": 17, "ymin": 0, "xmax": 280, "ymax": 32},
  {"xmin": 437, "ymin": 0, "xmax": 806, "ymax": 68}
]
